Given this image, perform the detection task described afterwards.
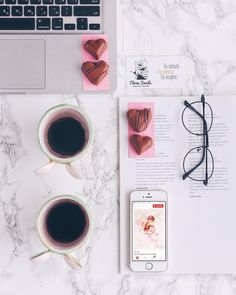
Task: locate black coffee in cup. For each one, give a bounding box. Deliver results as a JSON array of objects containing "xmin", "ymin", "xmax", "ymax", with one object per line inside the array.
[
  {"xmin": 47, "ymin": 117, "xmax": 86, "ymax": 157},
  {"xmin": 45, "ymin": 200, "xmax": 88, "ymax": 244},
  {"xmin": 38, "ymin": 106, "xmax": 91, "ymax": 166}
]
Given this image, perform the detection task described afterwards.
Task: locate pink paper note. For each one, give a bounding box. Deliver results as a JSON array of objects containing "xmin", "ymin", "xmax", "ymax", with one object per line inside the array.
[
  {"xmin": 128, "ymin": 102, "xmax": 155, "ymax": 158},
  {"xmin": 82, "ymin": 34, "xmax": 109, "ymax": 91}
]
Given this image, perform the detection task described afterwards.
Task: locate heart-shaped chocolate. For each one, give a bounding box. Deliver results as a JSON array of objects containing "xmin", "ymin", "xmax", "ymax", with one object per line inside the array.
[
  {"xmin": 84, "ymin": 38, "xmax": 108, "ymax": 60},
  {"xmin": 81, "ymin": 60, "xmax": 109, "ymax": 85},
  {"xmin": 127, "ymin": 108, "xmax": 152, "ymax": 133},
  {"xmin": 130, "ymin": 134, "xmax": 153, "ymax": 155}
]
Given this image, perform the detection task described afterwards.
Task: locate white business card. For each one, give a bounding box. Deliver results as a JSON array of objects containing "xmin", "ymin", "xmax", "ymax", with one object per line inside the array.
[{"xmin": 126, "ymin": 56, "xmax": 185, "ymax": 89}]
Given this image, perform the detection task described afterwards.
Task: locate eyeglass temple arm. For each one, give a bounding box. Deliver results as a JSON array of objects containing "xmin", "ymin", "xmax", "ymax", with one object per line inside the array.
[
  {"xmin": 202, "ymin": 96, "xmax": 209, "ymax": 186},
  {"xmin": 184, "ymin": 94, "xmax": 207, "ymax": 120},
  {"xmin": 182, "ymin": 147, "xmax": 206, "ymax": 180},
  {"xmin": 184, "ymin": 100, "xmax": 204, "ymax": 121}
]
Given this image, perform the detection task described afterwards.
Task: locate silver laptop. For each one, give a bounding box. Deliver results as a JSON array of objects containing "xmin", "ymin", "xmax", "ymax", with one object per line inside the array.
[{"xmin": 0, "ymin": 0, "xmax": 116, "ymax": 94}]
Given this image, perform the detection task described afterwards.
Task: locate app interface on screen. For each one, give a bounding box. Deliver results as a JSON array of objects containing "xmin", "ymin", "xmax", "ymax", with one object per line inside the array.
[{"xmin": 132, "ymin": 201, "xmax": 166, "ymax": 261}]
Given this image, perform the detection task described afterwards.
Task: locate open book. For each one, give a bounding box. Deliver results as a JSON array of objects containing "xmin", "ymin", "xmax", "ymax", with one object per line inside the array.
[{"xmin": 119, "ymin": 96, "xmax": 236, "ymax": 274}]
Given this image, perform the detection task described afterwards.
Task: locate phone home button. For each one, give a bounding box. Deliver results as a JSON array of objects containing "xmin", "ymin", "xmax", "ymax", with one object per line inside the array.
[{"xmin": 145, "ymin": 262, "xmax": 153, "ymax": 270}]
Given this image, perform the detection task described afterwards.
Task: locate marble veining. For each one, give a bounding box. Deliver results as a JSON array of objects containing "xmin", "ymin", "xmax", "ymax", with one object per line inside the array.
[{"xmin": 0, "ymin": 0, "xmax": 236, "ymax": 294}]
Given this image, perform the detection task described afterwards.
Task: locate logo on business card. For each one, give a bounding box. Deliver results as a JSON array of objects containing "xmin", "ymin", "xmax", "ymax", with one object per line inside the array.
[{"xmin": 129, "ymin": 59, "xmax": 152, "ymax": 87}]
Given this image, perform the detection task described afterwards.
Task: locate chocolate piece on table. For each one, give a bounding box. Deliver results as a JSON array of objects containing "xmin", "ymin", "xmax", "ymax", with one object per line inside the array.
[
  {"xmin": 130, "ymin": 134, "xmax": 153, "ymax": 155},
  {"xmin": 81, "ymin": 60, "xmax": 109, "ymax": 86},
  {"xmin": 127, "ymin": 108, "xmax": 152, "ymax": 133},
  {"xmin": 84, "ymin": 38, "xmax": 108, "ymax": 60}
]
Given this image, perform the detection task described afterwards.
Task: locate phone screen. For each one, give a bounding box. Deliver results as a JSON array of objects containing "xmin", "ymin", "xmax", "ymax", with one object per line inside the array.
[{"xmin": 132, "ymin": 201, "xmax": 166, "ymax": 261}]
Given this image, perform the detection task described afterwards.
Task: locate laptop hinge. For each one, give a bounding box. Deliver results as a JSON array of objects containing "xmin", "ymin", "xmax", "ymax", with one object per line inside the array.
[{"xmin": 0, "ymin": 92, "xmax": 26, "ymax": 95}]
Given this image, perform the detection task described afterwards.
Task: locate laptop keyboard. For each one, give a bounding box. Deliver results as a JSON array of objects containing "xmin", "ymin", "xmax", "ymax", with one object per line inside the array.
[{"xmin": 0, "ymin": 0, "xmax": 101, "ymax": 32}]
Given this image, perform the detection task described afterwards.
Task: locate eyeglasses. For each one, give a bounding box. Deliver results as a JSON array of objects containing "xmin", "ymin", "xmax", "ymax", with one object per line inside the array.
[{"xmin": 181, "ymin": 95, "xmax": 214, "ymax": 186}]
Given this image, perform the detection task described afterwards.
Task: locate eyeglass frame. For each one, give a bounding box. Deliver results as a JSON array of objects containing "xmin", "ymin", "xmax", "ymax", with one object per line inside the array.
[{"xmin": 181, "ymin": 94, "xmax": 214, "ymax": 186}]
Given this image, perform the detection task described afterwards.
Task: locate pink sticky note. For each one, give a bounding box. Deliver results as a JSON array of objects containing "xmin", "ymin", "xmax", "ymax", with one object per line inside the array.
[
  {"xmin": 82, "ymin": 34, "xmax": 109, "ymax": 91},
  {"xmin": 128, "ymin": 102, "xmax": 155, "ymax": 158}
]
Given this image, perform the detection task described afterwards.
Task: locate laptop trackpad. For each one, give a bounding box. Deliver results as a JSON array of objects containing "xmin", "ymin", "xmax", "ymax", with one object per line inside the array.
[{"xmin": 0, "ymin": 39, "xmax": 45, "ymax": 90}]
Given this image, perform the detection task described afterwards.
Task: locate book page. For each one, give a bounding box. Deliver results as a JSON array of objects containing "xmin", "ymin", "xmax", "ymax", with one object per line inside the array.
[{"xmin": 119, "ymin": 96, "xmax": 236, "ymax": 274}]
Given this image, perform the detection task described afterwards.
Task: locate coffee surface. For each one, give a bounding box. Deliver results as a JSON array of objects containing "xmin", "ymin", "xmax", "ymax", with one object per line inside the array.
[
  {"xmin": 46, "ymin": 201, "xmax": 87, "ymax": 244},
  {"xmin": 47, "ymin": 117, "xmax": 86, "ymax": 156}
]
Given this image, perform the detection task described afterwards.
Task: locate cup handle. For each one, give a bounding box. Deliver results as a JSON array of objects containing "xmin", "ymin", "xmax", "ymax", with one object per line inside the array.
[
  {"xmin": 65, "ymin": 163, "xmax": 81, "ymax": 179},
  {"xmin": 30, "ymin": 250, "xmax": 51, "ymax": 262},
  {"xmin": 34, "ymin": 160, "xmax": 56, "ymax": 175},
  {"xmin": 63, "ymin": 253, "xmax": 82, "ymax": 269},
  {"xmin": 31, "ymin": 251, "xmax": 82, "ymax": 269}
]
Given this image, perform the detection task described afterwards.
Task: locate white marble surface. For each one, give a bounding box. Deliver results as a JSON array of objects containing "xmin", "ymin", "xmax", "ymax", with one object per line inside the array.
[{"xmin": 1, "ymin": 0, "xmax": 236, "ymax": 294}]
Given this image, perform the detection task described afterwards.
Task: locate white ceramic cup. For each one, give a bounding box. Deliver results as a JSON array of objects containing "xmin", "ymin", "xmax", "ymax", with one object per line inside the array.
[
  {"xmin": 31, "ymin": 195, "xmax": 92, "ymax": 269},
  {"xmin": 35, "ymin": 104, "xmax": 92, "ymax": 179}
]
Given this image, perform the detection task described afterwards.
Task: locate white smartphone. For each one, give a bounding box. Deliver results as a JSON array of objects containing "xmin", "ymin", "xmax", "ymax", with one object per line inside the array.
[{"xmin": 130, "ymin": 190, "xmax": 168, "ymax": 272}]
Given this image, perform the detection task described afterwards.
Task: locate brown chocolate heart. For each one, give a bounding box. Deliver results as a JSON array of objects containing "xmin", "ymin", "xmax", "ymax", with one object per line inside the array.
[
  {"xmin": 130, "ymin": 134, "xmax": 153, "ymax": 155},
  {"xmin": 84, "ymin": 39, "xmax": 108, "ymax": 60},
  {"xmin": 81, "ymin": 60, "xmax": 109, "ymax": 85},
  {"xmin": 127, "ymin": 108, "xmax": 152, "ymax": 133}
]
